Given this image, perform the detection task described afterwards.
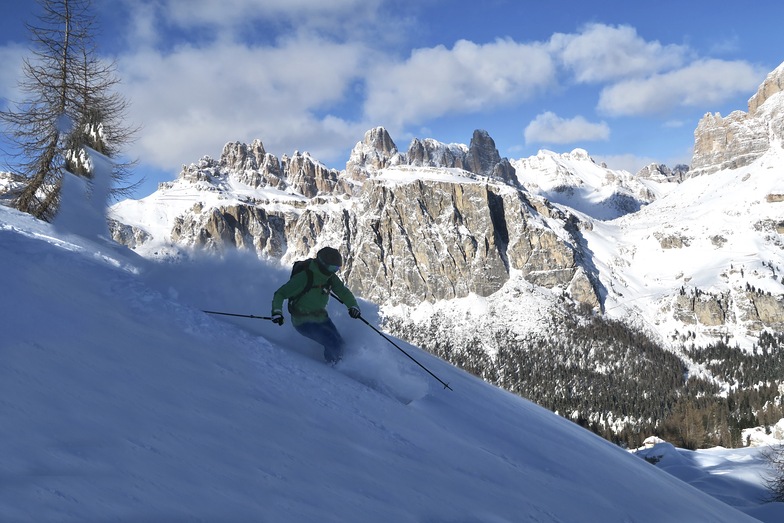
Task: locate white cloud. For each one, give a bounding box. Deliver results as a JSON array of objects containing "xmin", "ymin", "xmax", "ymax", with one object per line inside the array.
[
  {"xmin": 116, "ymin": 36, "xmax": 367, "ymax": 170},
  {"xmin": 117, "ymin": 0, "xmax": 388, "ymax": 45},
  {"xmin": 162, "ymin": 0, "xmax": 376, "ymax": 26},
  {"xmin": 550, "ymin": 24, "xmax": 688, "ymax": 84},
  {"xmin": 524, "ymin": 112, "xmax": 610, "ymax": 145},
  {"xmin": 597, "ymin": 59, "xmax": 767, "ymax": 116},
  {"xmin": 363, "ymin": 39, "xmax": 556, "ymax": 129},
  {"xmin": 0, "ymin": 43, "xmax": 27, "ymax": 108}
]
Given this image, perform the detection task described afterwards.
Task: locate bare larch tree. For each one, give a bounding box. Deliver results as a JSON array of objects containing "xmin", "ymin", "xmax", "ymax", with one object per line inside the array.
[{"xmin": 0, "ymin": 0, "xmax": 137, "ymax": 221}]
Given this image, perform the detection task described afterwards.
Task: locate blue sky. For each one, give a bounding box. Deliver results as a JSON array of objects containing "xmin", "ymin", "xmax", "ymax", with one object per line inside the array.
[{"xmin": 2, "ymin": 0, "xmax": 783, "ymax": 198}]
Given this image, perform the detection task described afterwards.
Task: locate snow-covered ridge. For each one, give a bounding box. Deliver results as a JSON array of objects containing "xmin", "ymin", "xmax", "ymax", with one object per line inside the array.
[{"xmin": 511, "ymin": 148, "xmax": 678, "ymax": 220}]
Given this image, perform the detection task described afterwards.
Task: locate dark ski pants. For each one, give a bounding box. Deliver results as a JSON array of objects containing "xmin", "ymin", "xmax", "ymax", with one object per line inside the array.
[{"xmin": 294, "ymin": 318, "xmax": 344, "ymax": 363}]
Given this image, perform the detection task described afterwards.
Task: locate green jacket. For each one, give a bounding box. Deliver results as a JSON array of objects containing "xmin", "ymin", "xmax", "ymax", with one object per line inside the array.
[{"xmin": 271, "ymin": 260, "xmax": 359, "ymax": 326}]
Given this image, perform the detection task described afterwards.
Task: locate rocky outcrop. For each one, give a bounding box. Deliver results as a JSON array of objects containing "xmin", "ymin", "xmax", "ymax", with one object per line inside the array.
[
  {"xmin": 672, "ymin": 290, "xmax": 731, "ymax": 327},
  {"xmin": 283, "ymin": 151, "xmax": 347, "ymax": 198},
  {"xmin": 743, "ymin": 291, "xmax": 784, "ymax": 332},
  {"xmin": 636, "ymin": 163, "xmax": 687, "ymax": 183},
  {"xmin": 171, "ymin": 204, "xmax": 289, "ymax": 257},
  {"xmin": 219, "ymin": 140, "xmax": 287, "ymax": 190},
  {"xmin": 690, "ymin": 111, "xmax": 770, "ymax": 175},
  {"xmin": 464, "ymin": 130, "xmax": 518, "ymax": 186},
  {"xmin": 131, "ymin": 133, "xmax": 601, "ymax": 310},
  {"xmin": 671, "ymin": 287, "xmax": 784, "ymax": 334},
  {"xmin": 214, "ymin": 174, "xmax": 597, "ymax": 309},
  {"xmin": 691, "ymin": 61, "xmax": 784, "ymax": 176},
  {"xmin": 406, "ymin": 138, "xmax": 467, "ymax": 169},
  {"xmin": 334, "ymin": 179, "xmax": 591, "ymax": 306},
  {"xmin": 749, "ymin": 62, "xmax": 784, "ymax": 115},
  {"xmin": 346, "ymin": 127, "xmax": 519, "ymax": 188},
  {"xmin": 108, "ymin": 218, "xmax": 151, "ymax": 249},
  {"xmin": 345, "ymin": 127, "xmax": 402, "ymax": 181}
]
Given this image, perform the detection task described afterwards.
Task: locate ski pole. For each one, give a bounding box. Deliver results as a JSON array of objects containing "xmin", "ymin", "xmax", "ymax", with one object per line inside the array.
[
  {"xmin": 330, "ymin": 293, "xmax": 453, "ymax": 391},
  {"xmin": 203, "ymin": 310, "xmax": 273, "ymax": 320}
]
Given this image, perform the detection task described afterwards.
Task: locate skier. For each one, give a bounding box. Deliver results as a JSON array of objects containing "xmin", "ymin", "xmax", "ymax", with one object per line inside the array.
[{"xmin": 270, "ymin": 247, "xmax": 361, "ymax": 364}]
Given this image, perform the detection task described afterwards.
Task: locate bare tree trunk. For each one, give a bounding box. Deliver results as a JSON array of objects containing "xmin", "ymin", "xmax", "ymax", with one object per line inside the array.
[{"xmin": 1, "ymin": 0, "xmax": 138, "ymax": 221}]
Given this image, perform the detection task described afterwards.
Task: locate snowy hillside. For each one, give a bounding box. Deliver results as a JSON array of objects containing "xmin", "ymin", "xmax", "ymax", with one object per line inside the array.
[
  {"xmin": 511, "ymin": 148, "xmax": 677, "ymax": 220},
  {"xmin": 586, "ymin": 146, "xmax": 784, "ymax": 350},
  {"xmin": 2, "ymin": 205, "xmax": 783, "ymax": 521}
]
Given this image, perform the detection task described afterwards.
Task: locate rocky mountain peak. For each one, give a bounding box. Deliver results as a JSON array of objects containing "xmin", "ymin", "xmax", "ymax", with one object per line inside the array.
[
  {"xmin": 406, "ymin": 138, "xmax": 468, "ymax": 169},
  {"xmin": 748, "ymin": 61, "xmax": 784, "ymax": 115},
  {"xmin": 464, "ymin": 129, "xmax": 519, "ymax": 187},
  {"xmin": 691, "ymin": 61, "xmax": 784, "ymax": 176},
  {"xmin": 283, "ymin": 151, "xmax": 346, "ymax": 198},
  {"xmin": 220, "ymin": 139, "xmax": 267, "ymax": 172},
  {"xmin": 636, "ymin": 163, "xmax": 686, "ymax": 183},
  {"xmin": 465, "ymin": 129, "xmax": 501, "ymax": 176},
  {"xmin": 364, "ymin": 126, "xmax": 398, "ymax": 155},
  {"xmin": 345, "ymin": 127, "xmax": 402, "ymax": 181},
  {"xmin": 346, "ymin": 127, "xmax": 518, "ymax": 188},
  {"xmin": 214, "ymin": 139, "xmax": 287, "ymax": 190}
]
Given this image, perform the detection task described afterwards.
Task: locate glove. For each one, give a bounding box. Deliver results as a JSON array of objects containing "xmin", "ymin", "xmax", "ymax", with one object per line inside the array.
[
  {"xmin": 348, "ymin": 306, "xmax": 361, "ymax": 319},
  {"xmin": 271, "ymin": 312, "xmax": 285, "ymax": 326}
]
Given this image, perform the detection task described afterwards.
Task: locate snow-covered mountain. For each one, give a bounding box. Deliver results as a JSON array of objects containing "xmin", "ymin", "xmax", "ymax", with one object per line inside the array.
[
  {"xmin": 108, "ymin": 59, "xmax": 784, "ymax": 353},
  {"xmin": 510, "ymin": 147, "xmax": 679, "ymax": 220},
  {"xmin": 2, "ymin": 202, "xmax": 783, "ymax": 522}
]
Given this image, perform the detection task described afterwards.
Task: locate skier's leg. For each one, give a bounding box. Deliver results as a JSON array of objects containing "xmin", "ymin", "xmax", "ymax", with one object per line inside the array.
[{"xmin": 294, "ymin": 319, "xmax": 345, "ymax": 363}]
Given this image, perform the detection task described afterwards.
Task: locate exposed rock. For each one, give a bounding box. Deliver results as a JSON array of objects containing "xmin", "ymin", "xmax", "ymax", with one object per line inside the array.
[
  {"xmin": 171, "ymin": 204, "xmax": 288, "ymax": 257},
  {"xmin": 636, "ymin": 163, "xmax": 686, "ymax": 183},
  {"xmin": 691, "ymin": 61, "xmax": 784, "ymax": 176},
  {"xmin": 690, "ymin": 111, "xmax": 771, "ymax": 175},
  {"xmin": 406, "ymin": 138, "xmax": 467, "ymax": 170},
  {"xmin": 345, "ymin": 127, "xmax": 401, "ymax": 181},
  {"xmin": 749, "ymin": 62, "xmax": 784, "ymax": 115},
  {"xmin": 745, "ymin": 292, "xmax": 784, "ymax": 331},
  {"xmin": 465, "ymin": 130, "xmax": 517, "ymax": 186},
  {"xmin": 671, "ymin": 286, "xmax": 784, "ymax": 335},
  {"xmin": 568, "ymin": 267, "xmax": 601, "ymax": 310},
  {"xmin": 654, "ymin": 231, "xmax": 690, "ymax": 249},
  {"xmin": 672, "ymin": 291, "xmax": 731, "ymax": 327},
  {"xmin": 108, "ymin": 218, "xmax": 151, "ymax": 249},
  {"xmin": 345, "ymin": 127, "xmax": 519, "ymax": 193},
  {"xmin": 314, "ymin": 177, "xmax": 594, "ymax": 307},
  {"xmin": 283, "ymin": 152, "xmax": 347, "ymax": 198},
  {"xmin": 219, "ymin": 140, "xmax": 287, "ymax": 190}
]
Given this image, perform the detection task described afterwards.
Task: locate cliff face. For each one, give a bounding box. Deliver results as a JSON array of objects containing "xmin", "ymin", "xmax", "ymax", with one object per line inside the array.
[
  {"xmin": 691, "ymin": 61, "xmax": 784, "ymax": 176},
  {"xmin": 127, "ymin": 128, "xmax": 600, "ymax": 310}
]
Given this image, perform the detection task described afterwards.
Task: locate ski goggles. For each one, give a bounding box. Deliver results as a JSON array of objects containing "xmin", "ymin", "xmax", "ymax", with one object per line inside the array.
[{"xmin": 325, "ymin": 263, "xmax": 341, "ymax": 273}]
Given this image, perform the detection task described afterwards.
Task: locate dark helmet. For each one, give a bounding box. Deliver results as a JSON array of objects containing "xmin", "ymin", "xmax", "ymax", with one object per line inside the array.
[{"xmin": 317, "ymin": 247, "xmax": 342, "ymax": 272}]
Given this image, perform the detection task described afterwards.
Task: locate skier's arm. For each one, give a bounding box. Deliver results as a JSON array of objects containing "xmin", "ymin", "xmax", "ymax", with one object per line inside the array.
[
  {"xmin": 271, "ymin": 271, "xmax": 309, "ymax": 314},
  {"xmin": 331, "ymin": 276, "xmax": 359, "ymax": 309}
]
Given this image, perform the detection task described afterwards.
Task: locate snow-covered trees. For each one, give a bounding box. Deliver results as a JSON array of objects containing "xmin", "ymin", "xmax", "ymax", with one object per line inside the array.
[{"xmin": 764, "ymin": 444, "xmax": 784, "ymax": 502}]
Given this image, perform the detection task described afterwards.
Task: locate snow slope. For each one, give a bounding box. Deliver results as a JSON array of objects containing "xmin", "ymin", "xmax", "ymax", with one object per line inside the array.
[
  {"xmin": 2, "ymin": 206, "xmax": 783, "ymax": 521},
  {"xmin": 587, "ymin": 146, "xmax": 784, "ymax": 349}
]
